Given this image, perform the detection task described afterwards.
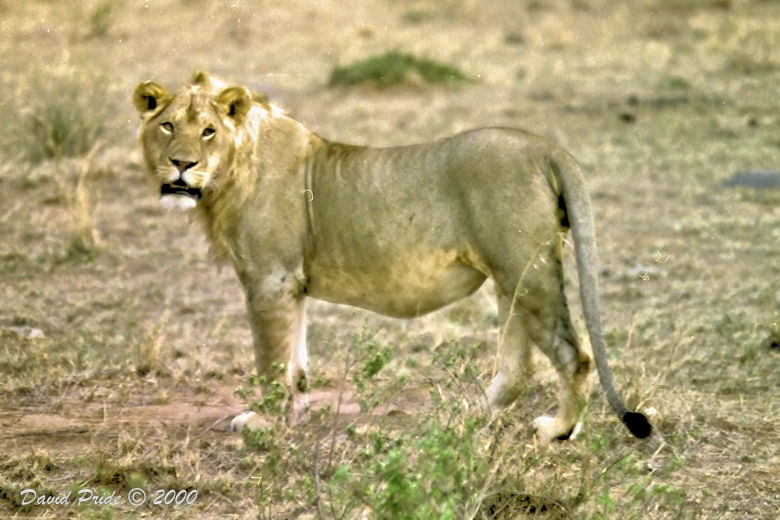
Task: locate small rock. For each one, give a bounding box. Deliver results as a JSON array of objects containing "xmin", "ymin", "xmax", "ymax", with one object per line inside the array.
[{"xmin": 724, "ymin": 171, "xmax": 780, "ymax": 189}]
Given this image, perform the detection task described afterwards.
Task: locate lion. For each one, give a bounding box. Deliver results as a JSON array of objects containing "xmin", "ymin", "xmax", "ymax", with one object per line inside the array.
[{"xmin": 132, "ymin": 71, "xmax": 651, "ymax": 443}]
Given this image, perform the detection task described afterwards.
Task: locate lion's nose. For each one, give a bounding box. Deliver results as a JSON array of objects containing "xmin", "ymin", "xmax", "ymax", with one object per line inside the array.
[{"xmin": 169, "ymin": 157, "xmax": 199, "ymax": 174}]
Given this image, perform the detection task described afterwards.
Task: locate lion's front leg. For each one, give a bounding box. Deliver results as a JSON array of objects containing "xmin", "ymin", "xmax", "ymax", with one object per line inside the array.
[
  {"xmin": 249, "ymin": 298, "xmax": 308, "ymax": 394},
  {"xmin": 230, "ymin": 278, "xmax": 308, "ymax": 432}
]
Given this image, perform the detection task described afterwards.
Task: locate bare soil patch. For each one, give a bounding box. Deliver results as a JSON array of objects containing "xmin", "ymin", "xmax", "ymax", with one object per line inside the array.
[{"xmin": 1, "ymin": 0, "xmax": 778, "ymax": 518}]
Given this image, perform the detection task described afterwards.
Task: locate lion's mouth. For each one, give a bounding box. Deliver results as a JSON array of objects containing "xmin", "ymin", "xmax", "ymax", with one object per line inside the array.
[{"xmin": 160, "ymin": 183, "xmax": 202, "ymax": 200}]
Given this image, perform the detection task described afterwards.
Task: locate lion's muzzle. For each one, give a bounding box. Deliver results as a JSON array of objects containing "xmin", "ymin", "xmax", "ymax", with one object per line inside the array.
[{"xmin": 160, "ymin": 181, "xmax": 202, "ymax": 200}]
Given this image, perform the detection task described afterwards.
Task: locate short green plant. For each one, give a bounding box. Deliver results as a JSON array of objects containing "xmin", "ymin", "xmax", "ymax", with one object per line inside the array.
[
  {"xmin": 353, "ymin": 334, "xmax": 395, "ymax": 412},
  {"xmin": 374, "ymin": 420, "xmax": 486, "ymax": 519},
  {"xmin": 320, "ymin": 332, "xmax": 491, "ymax": 519},
  {"xmin": 89, "ymin": 1, "xmax": 115, "ymax": 38},
  {"xmin": 328, "ymin": 51, "xmax": 471, "ymax": 88}
]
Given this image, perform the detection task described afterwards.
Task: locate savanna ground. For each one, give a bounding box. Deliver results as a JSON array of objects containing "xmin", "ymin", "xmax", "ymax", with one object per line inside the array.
[{"xmin": 1, "ymin": 0, "xmax": 778, "ymax": 518}]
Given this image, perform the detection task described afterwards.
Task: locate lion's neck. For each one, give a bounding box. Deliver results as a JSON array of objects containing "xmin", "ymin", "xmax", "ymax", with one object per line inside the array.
[
  {"xmin": 196, "ymin": 112, "xmax": 318, "ymax": 263},
  {"xmin": 196, "ymin": 147, "xmax": 253, "ymax": 263},
  {"xmin": 196, "ymin": 190, "xmax": 242, "ymax": 263}
]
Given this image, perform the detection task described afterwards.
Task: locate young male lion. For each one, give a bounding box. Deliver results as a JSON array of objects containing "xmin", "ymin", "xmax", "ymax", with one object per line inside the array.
[{"xmin": 133, "ymin": 72, "xmax": 651, "ymax": 443}]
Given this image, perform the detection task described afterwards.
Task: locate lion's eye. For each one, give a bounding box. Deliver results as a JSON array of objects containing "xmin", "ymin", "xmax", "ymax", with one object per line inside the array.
[
  {"xmin": 202, "ymin": 127, "xmax": 216, "ymax": 139},
  {"xmin": 160, "ymin": 122, "xmax": 174, "ymax": 134}
]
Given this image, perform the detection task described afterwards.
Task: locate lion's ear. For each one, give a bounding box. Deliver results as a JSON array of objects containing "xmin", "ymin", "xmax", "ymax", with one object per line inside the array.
[
  {"xmin": 133, "ymin": 81, "xmax": 170, "ymax": 117},
  {"xmin": 215, "ymin": 86, "xmax": 252, "ymax": 125},
  {"xmin": 191, "ymin": 70, "xmax": 212, "ymax": 89}
]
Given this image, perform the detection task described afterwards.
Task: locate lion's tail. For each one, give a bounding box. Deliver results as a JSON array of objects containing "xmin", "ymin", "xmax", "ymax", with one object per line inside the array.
[{"xmin": 551, "ymin": 152, "xmax": 652, "ymax": 439}]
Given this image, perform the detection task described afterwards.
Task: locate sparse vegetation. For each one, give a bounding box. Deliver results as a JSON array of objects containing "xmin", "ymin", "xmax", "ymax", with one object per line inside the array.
[
  {"xmin": 61, "ymin": 149, "xmax": 102, "ymax": 261},
  {"xmin": 1, "ymin": 69, "xmax": 108, "ymax": 263},
  {"xmin": 1, "ymin": 1, "xmax": 779, "ymax": 519},
  {"xmin": 238, "ymin": 333, "xmax": 519, "ymax": 518},
  {"xmin": 7, "ymin": 72, "xmax": 108, "ymax": 165},
  {"xmin": 89, "ymin": 1, "xmax": 116, "ymax": 39},
  {"xmin": 328, "ymin": 51, "xmax": 471, "ymax": 88}
]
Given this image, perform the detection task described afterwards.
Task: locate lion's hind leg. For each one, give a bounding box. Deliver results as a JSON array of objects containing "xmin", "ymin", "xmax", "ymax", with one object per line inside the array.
[
  {"xmin": 531, "ymin": 308, "xmax": 594, "ymax": 444},
  {"xmin": 489, "ymin": 250, "xmax": 593, "ymax": 443}
]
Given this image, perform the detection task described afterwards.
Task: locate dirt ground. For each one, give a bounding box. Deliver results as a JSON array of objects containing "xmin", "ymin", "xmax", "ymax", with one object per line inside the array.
[{"xmin": 1, "ymin": 0, "xmax": 778, "ymax": 519}]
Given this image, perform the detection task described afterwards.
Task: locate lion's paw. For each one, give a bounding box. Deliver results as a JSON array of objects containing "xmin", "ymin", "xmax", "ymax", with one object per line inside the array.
[
  {"xmin": 532, "ymin": 416, "xmax": 582, "ymax": 445},
  {"xmin": 229, "ymin": 411, "xmax": 271, "ymax": 432}
]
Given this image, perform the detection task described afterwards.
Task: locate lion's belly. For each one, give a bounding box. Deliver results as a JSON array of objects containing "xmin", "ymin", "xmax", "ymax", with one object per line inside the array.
[{"xmin": 305, "ymin": 250, "xmax": 487, "ymax": 319}]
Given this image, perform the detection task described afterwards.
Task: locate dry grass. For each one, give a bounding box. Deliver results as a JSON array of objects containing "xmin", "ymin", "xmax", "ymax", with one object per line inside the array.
[
  {"xmin": 1, "ymin": 0, "xmax": 779, "ymax": 518},
  {"xmin": 61, "ymin": 146, "xmax": 103, "ymax": 259}
]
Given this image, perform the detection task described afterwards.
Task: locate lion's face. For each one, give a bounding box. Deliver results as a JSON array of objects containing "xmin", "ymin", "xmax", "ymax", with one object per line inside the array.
[{"xmin": 133, "ymin": 78, "xmax": 251, "ymax": 209}]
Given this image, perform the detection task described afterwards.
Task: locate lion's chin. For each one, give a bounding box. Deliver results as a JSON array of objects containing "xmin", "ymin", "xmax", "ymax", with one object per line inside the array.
[{"xmin": 160, "ymin": 194, "xmax": 198, "ymax": 211}]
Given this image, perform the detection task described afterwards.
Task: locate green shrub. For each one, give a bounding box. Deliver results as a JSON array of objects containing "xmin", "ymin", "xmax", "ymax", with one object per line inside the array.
[
  {"xmin": 89, "ymin": 1, "xmax": 115, "ymax": 38},
  {"xmin": 328, "ymin": 51, "xmax": 471, "ymax": 88},
  {"xmin": 320, "ymin": 331, "xmax": 490, "ymax": 519},
  {"xmin": 345, "ymin": 419, "xmax": 486, "ymax": 519}
]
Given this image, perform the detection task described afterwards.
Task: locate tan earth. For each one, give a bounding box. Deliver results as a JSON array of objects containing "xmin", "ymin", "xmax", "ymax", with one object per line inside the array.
[{"xmin": 1, "ymin": 1, "xmax": 778, "ymax": 518}]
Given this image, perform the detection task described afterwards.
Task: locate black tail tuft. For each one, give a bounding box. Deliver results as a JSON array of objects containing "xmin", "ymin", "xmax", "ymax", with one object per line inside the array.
[{"xmin": 622, "ymin": 411, "xmax": 652, "ymax": 439}]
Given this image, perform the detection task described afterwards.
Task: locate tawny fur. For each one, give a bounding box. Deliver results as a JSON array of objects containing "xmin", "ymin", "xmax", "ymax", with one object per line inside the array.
[{"xmin": 133, "ymin": 71, "xmax": 650, "ymax": 441}]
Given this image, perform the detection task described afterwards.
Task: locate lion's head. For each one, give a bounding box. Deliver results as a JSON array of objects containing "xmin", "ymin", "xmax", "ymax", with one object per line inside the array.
[{"xmin": 133, "ymin": 72, "xmax": 253, "ymax": 210}]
